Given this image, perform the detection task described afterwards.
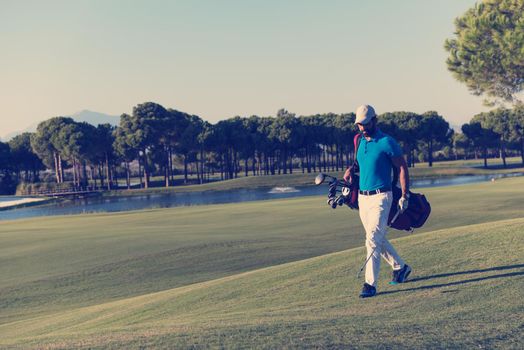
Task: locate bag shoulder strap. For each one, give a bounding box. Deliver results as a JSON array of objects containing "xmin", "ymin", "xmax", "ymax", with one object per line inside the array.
[{"xmin": 353, "ymin": 133, "xmax": 362, "ymax": 164}]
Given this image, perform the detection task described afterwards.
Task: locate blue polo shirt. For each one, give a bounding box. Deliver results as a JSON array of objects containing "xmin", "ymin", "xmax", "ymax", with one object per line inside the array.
[{"xmin": 356, "ymin": 129, "xmax": 402, "ymax": 191}]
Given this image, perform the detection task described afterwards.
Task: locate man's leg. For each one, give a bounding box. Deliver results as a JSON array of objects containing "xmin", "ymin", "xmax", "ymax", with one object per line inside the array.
[
  {"xmin": 380, "ymin": 238, "xmax": 405, "ymax": 271},
  {"xmin": 359, "ymin": 192, "xmax": 393, "ymax": 287}
]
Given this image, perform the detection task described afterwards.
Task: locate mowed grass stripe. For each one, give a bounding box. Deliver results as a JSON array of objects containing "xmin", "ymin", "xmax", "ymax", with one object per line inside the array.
[{"xmin": 1, "ymin": 218, "xmax": 523, "ymax": 349}]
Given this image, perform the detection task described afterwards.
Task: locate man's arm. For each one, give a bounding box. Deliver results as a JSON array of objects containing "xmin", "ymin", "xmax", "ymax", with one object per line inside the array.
[
  {"xmin": 391, "ymin": 156, "xmax": 409, "ymax": 197},
  {"xmin": 343, "ymin": 167, "xmax": 351, "ymax": 183}
]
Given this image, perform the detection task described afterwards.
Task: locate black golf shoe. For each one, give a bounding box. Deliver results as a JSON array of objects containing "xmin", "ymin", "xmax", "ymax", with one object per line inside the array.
[
  {"xmin": 359, "ymin": 283, "xmax": 376, "ymax": 298},
  {"xmin": 390, "ymin": 264, "xmax": 412, "ymax": 285}
]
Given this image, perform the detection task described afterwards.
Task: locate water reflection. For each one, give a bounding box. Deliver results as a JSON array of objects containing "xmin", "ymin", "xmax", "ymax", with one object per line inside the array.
[
  {"xmin": 0, "ymin": 172, "xmax": 522, "ymax": 221},
  {"xmin": 268, "ymin": 186, "xmax": 300, "ymax": 193}
]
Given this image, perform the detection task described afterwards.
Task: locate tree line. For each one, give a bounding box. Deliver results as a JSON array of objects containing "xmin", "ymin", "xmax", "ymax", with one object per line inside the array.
[
  {"xmin": 1, "ymin": 102, "xmax": 523, "ymax": 194},
  {"xmin": 458, "ymin": 106, "xmax": 524, "ymax": 168}
]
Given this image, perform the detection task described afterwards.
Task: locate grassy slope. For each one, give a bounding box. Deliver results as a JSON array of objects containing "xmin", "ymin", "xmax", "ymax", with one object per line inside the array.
[
  {"xmin": 1, "ymin": 177, "xmax": 524, "ymax": 327},
  {"xmin": 1, "ymin": 218, "xmax": 523, "ymax": 349}
]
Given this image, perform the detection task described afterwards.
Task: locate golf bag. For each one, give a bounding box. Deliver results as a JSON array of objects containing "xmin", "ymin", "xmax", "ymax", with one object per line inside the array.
[
  {"xmin": 346, "ymin": 133, "xmax": 363, "ymax": 209},
  {"xmin": 388, "ymin": 187, "xmax": 431, "ymax": 231}
]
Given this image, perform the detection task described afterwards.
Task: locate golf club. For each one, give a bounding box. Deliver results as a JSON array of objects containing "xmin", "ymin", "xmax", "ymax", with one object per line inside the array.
[
  {"xmin": 314, "ymin": 173, "xmax": 355, "ymax": 210},
  {"xmin": 356, "ymin": 210, "xmax": 401, "ymax": 279}
]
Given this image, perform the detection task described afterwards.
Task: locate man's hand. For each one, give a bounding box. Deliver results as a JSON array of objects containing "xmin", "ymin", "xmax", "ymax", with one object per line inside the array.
[
  {"xmin": 398, "ymin": 194, "xmax": 409, "ymax": 213},
  {"xmin": 392, "ymin": 155, "xmax": 410, "ymax": 213},
  {"xmin": 343, "ymin": 168, "xmax": 351, "ymax": 183}
]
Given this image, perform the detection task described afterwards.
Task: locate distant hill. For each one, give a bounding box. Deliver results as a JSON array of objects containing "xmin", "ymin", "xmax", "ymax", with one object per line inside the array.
[
  {"xmin": 1, "ymin": 123, "xmax": 40, "ymax": 142},
  {"xmin": 70, "ymin": 110, "xmax": 119, "ymax": 127},
  {"xmin": 1, "ymin": 110, "xmax": 118, "ymax": 141}
]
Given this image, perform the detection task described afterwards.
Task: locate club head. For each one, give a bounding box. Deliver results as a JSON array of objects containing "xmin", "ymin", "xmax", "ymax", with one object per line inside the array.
[{"xmin": 315, "ymin": 173, "xmax": 326, "ymax": 185}]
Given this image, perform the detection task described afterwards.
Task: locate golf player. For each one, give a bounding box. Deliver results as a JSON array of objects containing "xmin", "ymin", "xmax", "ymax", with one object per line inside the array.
[{"xmin": 344, "ymin": 104, "xmax": 411, "ymax": 298}]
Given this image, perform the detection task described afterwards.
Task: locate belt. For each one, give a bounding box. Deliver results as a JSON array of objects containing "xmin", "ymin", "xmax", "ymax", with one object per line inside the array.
[{"xmin": 359, "ymin": 187, "xmax": 391, "ymax": 196}]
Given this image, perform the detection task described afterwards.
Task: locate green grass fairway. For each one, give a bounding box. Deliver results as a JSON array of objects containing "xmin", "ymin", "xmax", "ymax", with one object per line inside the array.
[
  {"xmin": 1, "ymin": 177, "xmax": 523, "ymax": 348},
  {"xmin": 1, "ymin": 177, "xmax": 524, "ymax": 323},
  {"xmin": 1, "ymin": 218, "xmax": 523, "ymax": 349}
]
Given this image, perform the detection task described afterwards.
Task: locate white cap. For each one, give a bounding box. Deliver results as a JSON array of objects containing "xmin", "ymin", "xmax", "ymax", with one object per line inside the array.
[{"xmin": 355, "ymin": 104, "xmax": 376, "ymax": 124}]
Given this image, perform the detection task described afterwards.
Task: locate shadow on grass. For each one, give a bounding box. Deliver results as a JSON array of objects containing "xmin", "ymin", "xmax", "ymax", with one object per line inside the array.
[
  {"xmin": 408, "ymin": 264, "xmax": 524, "ymax": 283},
  {"xmin": 379, "ymin": 264, "xmax": 524, "ymax": 296}
]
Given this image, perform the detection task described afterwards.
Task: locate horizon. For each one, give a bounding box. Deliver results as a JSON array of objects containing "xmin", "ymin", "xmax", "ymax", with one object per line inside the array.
[
  {"xmin": 1, "ymin": 0, "xmax": 485, "ymax": 139},
  {"xmin": 2, "ymin": 105, "xmax": 470, "ymax": 142}
]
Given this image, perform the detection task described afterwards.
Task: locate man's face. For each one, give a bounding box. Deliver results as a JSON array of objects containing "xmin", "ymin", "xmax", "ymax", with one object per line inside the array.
[{"xmin": 357, "ymin": 118, "xmax": 377, "ymax": 137}]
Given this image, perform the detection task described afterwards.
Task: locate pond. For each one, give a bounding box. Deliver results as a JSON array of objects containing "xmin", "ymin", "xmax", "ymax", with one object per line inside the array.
[{"xmin": 0, "ymin": 173, "xmax": 522, "ymax": 221}]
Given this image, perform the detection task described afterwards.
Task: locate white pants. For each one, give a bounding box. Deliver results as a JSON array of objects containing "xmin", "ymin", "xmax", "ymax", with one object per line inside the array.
[{"xmin": 358, "ymin": 191, "xmax": 404, "ymax": 287}]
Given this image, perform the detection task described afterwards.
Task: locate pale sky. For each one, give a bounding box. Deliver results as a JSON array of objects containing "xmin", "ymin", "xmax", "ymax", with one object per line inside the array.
[{"xmin": 0, "ymin": 0, "xmax": 485, "ymax": 138}]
